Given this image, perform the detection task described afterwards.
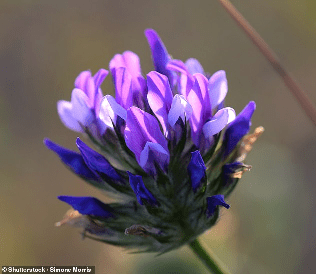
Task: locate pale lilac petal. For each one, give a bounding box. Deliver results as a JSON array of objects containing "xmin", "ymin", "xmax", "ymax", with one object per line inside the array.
[
  {"xmin": 125, "ymin": 107, "xmax": 168, "ymax": 163},
  {"xmin": 114, "ymin": 67, "xmax": 133, "ymax": 109},
  {"xmin": 139, "ymin": 142, "xmax": 170, "ymax": 175},
  {"xmin": 167, "ymin": 59, "xmax": 194, "ymax": 97},
  {"xmin": 57, "ymin": 100, "xmax": 83, "ymax": 132},
  {"xmin": 94, "ymin": 88, "xmax": 103, "ymax": 116},
  {"xmin": 147, "ymin": 71, "xmax": 173, "ymax": 135},
  {"xmin": 203, "ymin": 107, "xmax": 236, "ymax": 139},
  {"xmin": 208, "ymin": 70, "xmax": 228, "ymax": 111},
  {"xmin": 98, "ymin": 95, "xmax": 127, "ymax": 134},
  {"xmin": 185, "ymin": 58, "xmax": 205, "ymax": 75},
  {"xmin": 227, "ymin": 107, "xmax": 236, "ymax": 123},
  {"xmin": 168, "ymin": 95, "xmax": 193, "ymax": 129},
  {"xmin": 71, "ymin": 88, "xmax": 94, "ymax": 128}
]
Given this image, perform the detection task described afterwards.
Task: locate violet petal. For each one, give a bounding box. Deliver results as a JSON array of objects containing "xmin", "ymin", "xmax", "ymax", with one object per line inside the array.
[
  {"xmin": 93, "ymin": 68, "xmax": 108, "ymax": 89},
  {"xmin": 167, "ymin": 59, "xmax": 194, "ymax": 97},
  {"xmin": 114, "ymin": 67, "xmax": 133, "ymax": 109},
  {"xmin": 124, "ymin": 107, "xmax": 168, "ymax": 163},
  {"xmin": 223, "ymin": 101, "xmax": 256, "ymax": 156},
  {"xmin": 76, "ymin": 138, "xmax": 122, "ymax": 182},
  {"xmin": 187, "ymin": 73, "xmax": 211, "ymax": 146},
  {"xmin": 74, "ymin": 71, "xmax": 95, "ymax": 107},
  {"xmin": 127, "ymin": 172, "xmax": 158, "ymax": 206},
  {"xmin": 144, "ymin": 29, "xmax": 173, "ymax": 85},
  {"xmin": 147, "ymin": 71, "xmax": 173, "ymax": 135},
  {"xmin": 187, "ymin": 150, "xmax": 206, "ymax": 192},
  {"xmin": 206, "ymin": 195, "xmax": 230, "ymax": 218},
  {"xmin": 58, "ymin": 196, "xmax": 114, "ymax": 217},
  {"xmin": 44, "ymin": 138, "xmax": 99, "ymax": 181}
]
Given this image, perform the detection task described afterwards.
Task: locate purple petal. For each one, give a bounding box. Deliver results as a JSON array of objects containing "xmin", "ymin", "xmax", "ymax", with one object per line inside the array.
[
  {"xmin": 166, "ymin": 59, "xmax": 190, "ymax": 75},
  {"xmin": 168, "ymin": 94, "xmax": 192, "ymax": 129},
  {"xmin": 98, "ymin": 95, "xmax": 127, "ymax": 134},
  {"xmin": 110, "ymin": 51, "xmax": 146, "ymax": 98},
  {"xmin": 44, "ymin": 138, "xmax": 99, "ymax": 181},
  {"xmin": 187, "ymin": 150, "xmax": 206, "ymax": 192},
  {"xmin": 124, "ymin": 107, "xmax": 168, "ymax": 163},
  {"xmin": 93, "ymin": 68, "xmax": 108, "ymax": 89},
  {"xmin": 74, "ymin": 71, "xmax": 92, "ymax": 90},
  {"xmin": 57, "ymin": 100, "xmax": 83, "ymax": 132},
  {"xmin": 127, "ymin": 172, "xmax": 159, "ymax": 206},
  {"xmin": 203, "ymin": 107, "xmax": 236, "ymax": 139},
  {"xmin": 70, "ymin": 88, "xmax": 94, "ymax": 128},
  {"xmin": 147, "ymin": 71, "xmax": 173, "ymax": 135},
  {"xmin": 187, "ymin": 73, "xmax": 211, "ymax": 146},
  {"xmin": 114, "ymin": 67, "xmax": 133, "ymax": 109},
  {"xmin": 144, "ymin": 29, "xmax": 173, "ymax": 85},
  {"xmin": 166, "ymin": 59, "xmax": 194, "ymax": 97},
  {"xmin": 74, "ymin": 71, "xmax": 95, "ymax": 106},
  {"xmin": 223, "ymin": 101, "xmax": 256, "ymax": 156},
  {"xmin": 93, "ymin": 69, "xmax": 108, "ymax": 113},
  {"xmin": 208, "ymin": 70, "xmax": 228, "ymax": 110},
  {"xmin": 139, "ymin": 142, "xmax": 170, "ymax": 175},
  {"xmin": 121, "ymin": 51, "xmax": 142, "ymax": 79},
  {"xmin": 206, "ymin": 195, "xmax": 230, "ymax": 218},
  {"xmin": 185, "ymin": 58, "xmax": 205, "ymax": 75},
  {"xmin": 58, "ymin": 196, "xmax": 114, "ymax": 217},
  {"xmin": 110, "ymin": 51, "xmax": 141, "ymax": 79},
  {"xmin": 76, "ymin": 138, "xmax": 122, "ymax": 182}
]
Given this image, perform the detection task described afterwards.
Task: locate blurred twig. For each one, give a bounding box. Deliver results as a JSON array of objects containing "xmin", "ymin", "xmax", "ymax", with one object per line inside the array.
[{"xmin": 219, "ymin": 0, "xmax": 316, "ymax": 126}]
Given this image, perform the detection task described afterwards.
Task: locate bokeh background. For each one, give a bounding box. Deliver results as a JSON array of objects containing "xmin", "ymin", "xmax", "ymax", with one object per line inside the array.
[{"xmin": 1, "ymin": 0, "xmax": 316, "ymax": 273}]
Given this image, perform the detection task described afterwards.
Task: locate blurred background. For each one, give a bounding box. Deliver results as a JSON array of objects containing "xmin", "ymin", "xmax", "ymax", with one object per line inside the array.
[{"xmin": 1, "ymin": 0, "xmax": 316, "ymax": 273}]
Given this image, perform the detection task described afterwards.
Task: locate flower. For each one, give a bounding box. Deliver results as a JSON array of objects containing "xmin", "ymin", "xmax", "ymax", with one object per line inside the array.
[{"xmin": 45, "ymin": 29, "xmax": 262, "ymax": 253}]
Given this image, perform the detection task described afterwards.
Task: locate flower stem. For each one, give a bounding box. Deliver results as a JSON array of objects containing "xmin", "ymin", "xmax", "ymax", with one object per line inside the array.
[
  {"xmin": 189, "ymin": 238, "xmax": 229, "ymax": 274},
  {"xmin": 218, "ymin": 0, "xmax": 316, "ymax": 126}
]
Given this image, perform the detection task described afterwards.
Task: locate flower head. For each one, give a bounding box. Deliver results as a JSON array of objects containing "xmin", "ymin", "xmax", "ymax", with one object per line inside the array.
[{"xmin": 45, "ymin": 29, "xmax": 263, "ymax": 253}]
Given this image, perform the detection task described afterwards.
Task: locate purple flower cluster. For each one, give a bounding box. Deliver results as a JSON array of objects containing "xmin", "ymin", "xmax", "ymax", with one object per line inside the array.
[{"xmin": 45, "ymin": 29, "xmax": 256, "ymax": 252}]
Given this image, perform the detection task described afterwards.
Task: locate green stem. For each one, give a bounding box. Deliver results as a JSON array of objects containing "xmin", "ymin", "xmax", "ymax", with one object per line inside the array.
[{"xmin": 189, "ymin": 238, "xmax": 229, "ymax": 274}]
